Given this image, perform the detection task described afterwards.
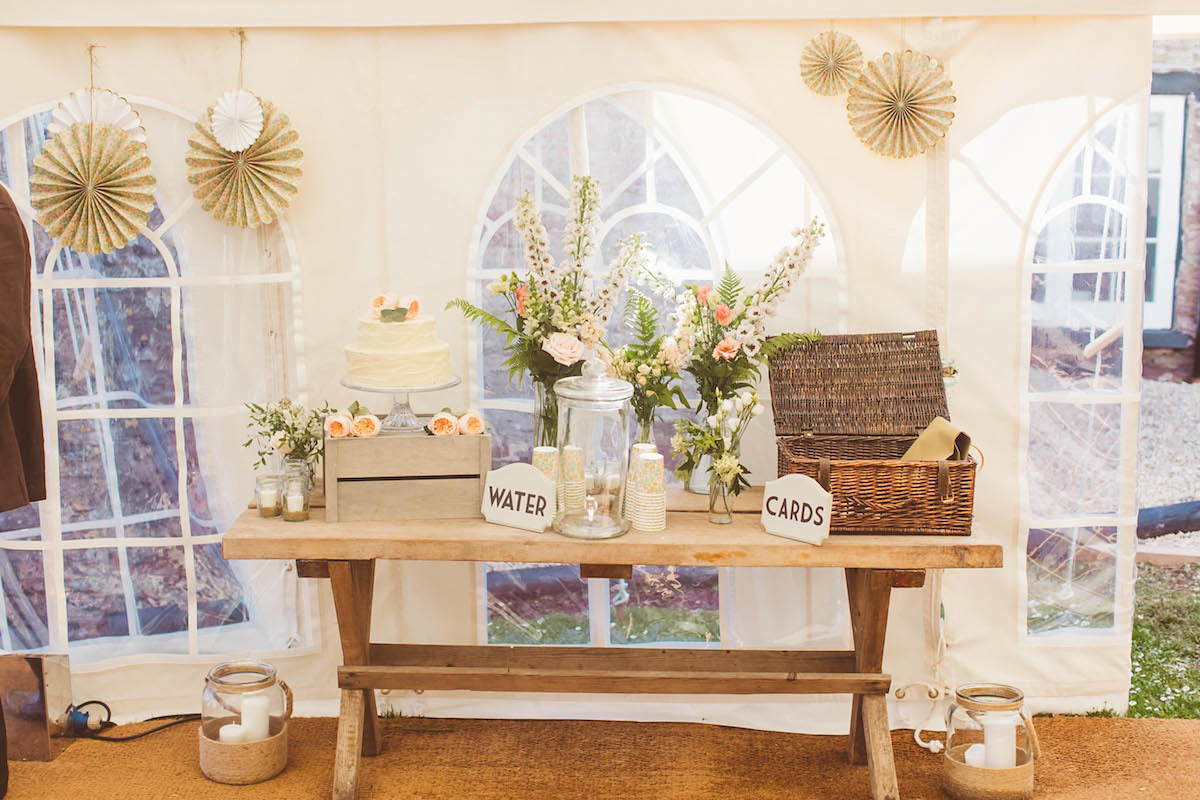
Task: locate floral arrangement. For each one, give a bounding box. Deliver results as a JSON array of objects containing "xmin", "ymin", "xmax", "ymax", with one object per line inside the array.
[
  {"xmin": 671, "ymin": 219, "xmax": 826, "ymax": 417},
  {"xmin": 324, "ymin": 401, "xmax": 382, "ymax": 439},
  {"xmin": 427, "ymin": 408, "xmax": 487, "ymax": 437},
  {"xmin": 369, "ymin": 293, "xmax": 420, "ymax": 322},
  {"xmin": 448, "ymin": 175, "xmax": 651, "ymax": 445},
  {"xmin": 244, "ymin": 397, "xmax": 334, "ymax": 468},
  {"xmin": 600, "ymin": 290, "xmax": 688, "ymax": 443},
  {"xmin": 671, "ymin": 390, "xmax": 765, "ymax": 519}
]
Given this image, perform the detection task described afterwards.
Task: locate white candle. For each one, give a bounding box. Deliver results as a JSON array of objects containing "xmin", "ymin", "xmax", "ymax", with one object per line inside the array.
[
  {"xmin": 982, "ymin": 712, "xmax": 1020, "ymax": 769},
  {"xmin": 218, "ymin": 723, "xmax": 248, "ymax": 744},
  {"xmin": 241, "ymin": 694, "xmax": 272, "ymax": 742},
  {"xmin": 284, "ymin": 493, "xmax": 304, "ymax": 513},
  {"xmin": 963, "ymin": 743, "xmax": 986, "ymax": 768},
  {"xmin": 258, "ymin": 488, "xmax": 278, "ymax": 509}
]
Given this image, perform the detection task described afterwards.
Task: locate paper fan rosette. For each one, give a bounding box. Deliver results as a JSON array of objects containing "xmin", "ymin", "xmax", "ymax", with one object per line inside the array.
[
  {"xmin": 799, "ymin": 31, "xmax": 863, "ymax": 96},
  {"xmin": 186, "ymin": 97, "xmax": 303, "ymax": 228},
  {"xmin": 48, "ymin": 88, "xmax": 147, "ymax": 143},
  {"xmin": 846, "ymin": 50, "xmax": 956, "ymax": 158},
  {"xmin": 29, "ymin": 122, "xmax": 157, "ymax": 254}
]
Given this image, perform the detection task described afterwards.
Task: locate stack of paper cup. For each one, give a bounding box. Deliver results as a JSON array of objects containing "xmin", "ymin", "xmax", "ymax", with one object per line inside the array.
[
  {"xmin": 625, "ymin": 443, "xmax": 656, "ymax": 516},
  {"xmin": 628, "ymin": 452, "xmax": 666, "ymax": 531},
  {"xmin": 532, "ymin": 446, "xmax": 559, "ymax": 517},
  {"xmin": 560, "ymin": 445, "xmax": 586, "ymax": 514}
]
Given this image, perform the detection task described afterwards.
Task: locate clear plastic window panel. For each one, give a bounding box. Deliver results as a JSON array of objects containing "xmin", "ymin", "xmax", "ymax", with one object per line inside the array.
[
  {"xmin": 1029, "ymin": 271, "xmax": 1126, "ymax": 393},
  {"xmin": 1027, "ymin": 526, "xmax": 1117, "ymax": 634},
  {"xmin": 1027, "ymin": 402, "xmax": 1122, "ymax": 519},
  {"xmin": 609, "ymin": 566, "xmax": 719, "ymax": 645},
  {"xmin": 485, "ymin": 563, "xmax": 589, "ymax": 645}
]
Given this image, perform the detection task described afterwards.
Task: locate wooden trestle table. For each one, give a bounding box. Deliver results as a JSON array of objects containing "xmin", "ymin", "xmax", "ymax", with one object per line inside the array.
[{"xmin": 222, "ymin": 487, "xmax": 1002, "ymax": 800}]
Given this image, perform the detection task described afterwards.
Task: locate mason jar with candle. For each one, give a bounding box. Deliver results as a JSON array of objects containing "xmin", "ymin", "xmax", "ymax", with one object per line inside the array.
[
  {"xmin": 199, "ymin": 660, "xmax": 293, "ymax": 785},
  {"xmin": 255, "ymin": 475, "xmax": 282, "ymax": 518},
  {"xmin": 552, "ymin": 358, "xmax": 633, "ymax": 539},
  {"xmin": 280, "ymin": 464, "xmax": 310, "ymax": 522},
  {"xmin": 944, "ymin": 683, "xmax": 1039, "ymax": 800}
]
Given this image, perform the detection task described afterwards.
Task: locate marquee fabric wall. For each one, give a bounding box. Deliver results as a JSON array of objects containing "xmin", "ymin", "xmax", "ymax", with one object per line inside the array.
[{"xmin": 0, "ymin": 14, "xmax": 1149, "ymax": 729}]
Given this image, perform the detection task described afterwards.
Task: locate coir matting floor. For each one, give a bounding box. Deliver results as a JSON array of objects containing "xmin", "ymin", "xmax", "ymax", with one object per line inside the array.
[{"xmin": 8, "ymin": 715, "xmax": 1200, "ymax": 798}]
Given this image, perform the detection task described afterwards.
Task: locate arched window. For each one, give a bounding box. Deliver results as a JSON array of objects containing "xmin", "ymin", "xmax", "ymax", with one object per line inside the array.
[
  {"xmin": 469, "ymin": 87, "xmax": 841, "ymax": 647},
  {"xmin": 0, "ymin": 98, "xmax": 306, "ymax": 661},
  {"xmin": 1022, "ymin": 101, "xmax": 1143, "ymax": 636}
]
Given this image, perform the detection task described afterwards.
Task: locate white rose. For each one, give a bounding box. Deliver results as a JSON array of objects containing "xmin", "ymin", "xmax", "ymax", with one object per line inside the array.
[
  {"xmin": 541, "ymin": 332, "xmax": 585, "ymax": 367},
  {"xmin": 270, "ymin": 430, "xmax": 293, "ymax": 454}
]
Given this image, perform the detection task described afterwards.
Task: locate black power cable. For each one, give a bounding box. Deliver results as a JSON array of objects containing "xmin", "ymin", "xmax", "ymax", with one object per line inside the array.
[{"xmin": 68, "ymin": 700, "xmax": 200, "ymax": 742}]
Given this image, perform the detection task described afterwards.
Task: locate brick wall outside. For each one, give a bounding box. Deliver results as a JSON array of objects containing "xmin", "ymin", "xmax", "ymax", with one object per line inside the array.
[{"xmin": 1146, "ymin": 40, "xmax": 1200, "ymax": 381}]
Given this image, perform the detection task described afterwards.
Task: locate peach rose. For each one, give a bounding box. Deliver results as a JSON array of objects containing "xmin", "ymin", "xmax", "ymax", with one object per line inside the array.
[
  {"xmin": 696, "ymin": 285, "xmax": 712, "ymax": 305},
  {"xmin": 714, "ymin": 304, "xmax": 733, "ymax": 327},
  {"xmin": 713, "ymin": 337, "xmax": 741, "ymax": 361},
  {"xmin": 429, "ymin": 412, "xmax": 459, "ymax": 436},
  {"xmin": 323, "ymin": 414, "xmax": 353, "ymax": 439},
  {"xmin": 370, "ymin": 293, "xmax": 398, "ymax": 319},
  {"xmin": 397, "ymin": 294, "xmax": 420, "ymax": 321},
  {"xmin": 457, "ymin": 410, "xmax": 486, "ymax": 435},
  {"xmin": 352, "ymin": 414, "xmax": 381, "ymax": 438},
  {"xmin": 542, "ymin": 332, "xmax": 584, "ymax": 367}
]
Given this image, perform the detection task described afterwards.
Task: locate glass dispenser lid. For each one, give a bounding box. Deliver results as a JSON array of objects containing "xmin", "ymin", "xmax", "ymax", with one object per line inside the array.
[{"xmin": 553, "ymin": 358, "xmax": 633, "ymax": 403}]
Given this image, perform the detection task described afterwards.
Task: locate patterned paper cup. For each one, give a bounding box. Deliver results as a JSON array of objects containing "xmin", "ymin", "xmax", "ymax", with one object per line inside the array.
[
  {"xmin": 632, "ymin": 453, "xmax": 665, "ymax": 495},
  {"xmin": 532, "ymin": 446, "xmax": 558, "ymax": 482},
  {"xmin": 561, "ymin": 446, "xmax": 585, "ymax": 482}
]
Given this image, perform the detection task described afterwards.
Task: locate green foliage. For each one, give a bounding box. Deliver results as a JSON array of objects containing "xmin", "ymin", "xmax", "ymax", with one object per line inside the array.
[
  {"xmin": 1084, "ymin": 706, "xmax": 1118, "ymax": 718},
  {"xmin": 379, "ymin": 307, "xmax": 408, "ymax": 323},
  {"xmin": 625, "ymin": 289, "xmax": 660, "ymax": 349},
  {"xmin": 717, "ymin": 263, "xmax": 743, "ymax": 307},
  {"xmin": 760, "ymin": 330, "xmax": 822, "ymax": 361}
]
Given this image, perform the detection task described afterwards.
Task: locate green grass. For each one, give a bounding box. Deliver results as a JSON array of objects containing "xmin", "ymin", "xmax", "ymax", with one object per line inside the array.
[
  {"xmin": 1128, "ymin": 563, "xmax": 1200, "ymax": 719},
  {"xmin": 486, "ymin": 608, "xmax": 719, "ymax": 646},
  {"xmin": 487, "ymin": 612, "xmax": 590, "ymax": 645}
]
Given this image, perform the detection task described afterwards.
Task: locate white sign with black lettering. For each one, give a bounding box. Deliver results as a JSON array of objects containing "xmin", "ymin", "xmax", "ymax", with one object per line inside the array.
[
  {"xmin": 760, "ymin": 474, "xmax": 832, "ymax": 545},
  {"xmin": 481, "ymin": 463, "xmax": 555, "ymax": 533}
]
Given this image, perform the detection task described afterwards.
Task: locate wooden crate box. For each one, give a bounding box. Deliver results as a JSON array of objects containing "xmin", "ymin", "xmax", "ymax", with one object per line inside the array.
[{"xmin": 324, "ymin": 434, "xmax": 492, "ymax": 522}]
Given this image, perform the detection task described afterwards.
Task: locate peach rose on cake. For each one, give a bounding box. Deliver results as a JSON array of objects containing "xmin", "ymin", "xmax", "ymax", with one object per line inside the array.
[
  {"xmin": 457, "ymin": 410, "xmax": 486, "ymax": 435},
  {"xmin": 352, "ymin": 414, "xmax": 381, "ymax": 438},
  {"xmin": 713, "ymin": 337, "xmax": 741, "ymax": 361},
  {"xmin": 396, "ymin": 294, "xmax": 420, "ymax": 321},
  {"xmin": 324, "ymin": 413, "xmax": 354, "ymax": 439},
  {"xmin": 369, "ymin": 293, "xmax": 398, "ymax": 319},
  {"xmin": 542, "ymin": 332, "xmax": 584, "ymax": 367},
  {"xmin": 714, "ymin": 304, "xmax": 734, "ymax": 327},
  {"xmin": 429, "ymin": 412, "xmax": 459, "ymax": 436}
]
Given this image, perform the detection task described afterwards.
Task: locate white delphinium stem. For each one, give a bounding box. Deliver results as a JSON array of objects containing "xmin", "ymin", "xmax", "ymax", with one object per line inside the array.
[
  {"xmin": 591, "ymin": 233, "xmax": 650, "ymax": 328},
  {"xmin": 561, "ymin": 176, "xmax": 601, "ymax": 284},
  {"xmin": 514, "ymin": 190, "xmax": 557, "ymax": 291},
  {"xmin": 735, "ymin": 218, "xmax": 825, "ymax": 355}
]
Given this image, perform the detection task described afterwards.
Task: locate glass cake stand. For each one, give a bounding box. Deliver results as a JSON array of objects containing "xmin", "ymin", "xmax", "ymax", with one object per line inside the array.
[{"xmin": 340, "ymin": 376, "xmax": 461, "ymax": 433}]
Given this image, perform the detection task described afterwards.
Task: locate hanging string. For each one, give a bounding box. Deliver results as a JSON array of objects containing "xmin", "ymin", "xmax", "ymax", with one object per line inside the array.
[
  {"xmin": 233, "ymin": 29, "xmax": 247, "ymax": 89},
  {"xmin": 86, "ymin": 43, "xmax": 102, "ymax": 148}
]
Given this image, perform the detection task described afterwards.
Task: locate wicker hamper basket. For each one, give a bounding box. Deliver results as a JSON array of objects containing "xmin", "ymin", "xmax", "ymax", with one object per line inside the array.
[{"xmin": 768, "ymin": 330, "xmax": 975, "ymax": 535}]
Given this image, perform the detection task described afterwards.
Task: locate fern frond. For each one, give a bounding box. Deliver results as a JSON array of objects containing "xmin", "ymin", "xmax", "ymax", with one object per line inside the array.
[
  {"xmin": 760, "ymin": 331, "xmax": 822, "ymax": 361},
  {"xmin": 624, "ymin": 289, "xmax": 661, "ymax": 347},
  {"xmin": 717, "ymin": 263, "xmax": 743, "ymax": 306},
  {"xmin": 445, "ymin": 298, "xmax": 519, "ymax": 338}
]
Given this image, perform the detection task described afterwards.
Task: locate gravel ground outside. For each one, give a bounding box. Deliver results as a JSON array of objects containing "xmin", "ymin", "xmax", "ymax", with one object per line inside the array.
[{"xmin": 1138, "ymin": 380, "xmax": 1200, "ymax": 549}]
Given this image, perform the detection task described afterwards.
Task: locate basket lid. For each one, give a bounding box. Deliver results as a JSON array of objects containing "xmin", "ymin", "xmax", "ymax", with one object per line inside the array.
[{"xmin": 767, "ymin": 330, "xmax": 949, "ymax": 436}]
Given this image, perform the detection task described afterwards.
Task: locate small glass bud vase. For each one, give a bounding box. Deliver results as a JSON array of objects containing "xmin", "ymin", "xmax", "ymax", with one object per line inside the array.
[
  {"xmin": 255, "ymin": 476, "xmax": 282, "ymax": 518},
  {"xmin": 280, "ymin": 472, "xmax": 310, "ymax": 522},
  {"xmin": 944, "ymin": 683, "xmax": 1039, "ymax": 800}
]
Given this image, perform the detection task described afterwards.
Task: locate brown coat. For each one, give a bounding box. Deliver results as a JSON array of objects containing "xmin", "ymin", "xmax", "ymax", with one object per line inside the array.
[{"xmin": 0, "ymin": 184, "xmax": 46, "ymax": 513}]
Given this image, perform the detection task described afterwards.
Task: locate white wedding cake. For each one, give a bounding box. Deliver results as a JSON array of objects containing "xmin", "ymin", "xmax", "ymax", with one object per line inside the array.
[{"xmin": 345, "ymin": 294, "xmax": 453, "ymax": 388}]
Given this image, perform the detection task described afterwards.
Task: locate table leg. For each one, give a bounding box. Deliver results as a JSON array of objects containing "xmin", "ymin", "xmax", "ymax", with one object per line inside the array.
[
  {"xmin": 329, "ymin": 560, "xmax": 382, "ymax": 800},
  {"xmin": 845, "ymin": 568, "xmax": 898, "ymax": 799}
]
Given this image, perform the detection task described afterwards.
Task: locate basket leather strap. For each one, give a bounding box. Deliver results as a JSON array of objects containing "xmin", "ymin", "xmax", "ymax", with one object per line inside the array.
[
  {"xmin": 817, "ymin": 457, "xmax": 832, "ymax": 492},
  {"xmin": 937, "ymin": 460, "xmax": 953, "ymax": 503}
]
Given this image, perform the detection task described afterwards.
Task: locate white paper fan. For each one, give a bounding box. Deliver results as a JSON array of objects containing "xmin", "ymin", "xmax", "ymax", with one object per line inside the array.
[
  {"xmin": 210, "ymin": 89, "xmax": 264, "ymax": 152},
  {"xmin": 47, "ymin": 89, "xmax": 146, "ymax": 143}
]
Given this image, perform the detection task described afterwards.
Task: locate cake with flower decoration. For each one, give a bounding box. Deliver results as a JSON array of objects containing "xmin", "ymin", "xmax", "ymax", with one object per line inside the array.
[{"xmin": 344, "ymin": 294, "xmax": 453, "ymax": 388}]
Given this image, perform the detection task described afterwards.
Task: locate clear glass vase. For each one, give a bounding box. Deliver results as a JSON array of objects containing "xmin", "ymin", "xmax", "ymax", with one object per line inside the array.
[
  {"xmin": 634, "ymin": 416, "xmax": 657, "ymax": 447},
  {"xmin": 534, "ymin": 380, "xmax": 558, "ymax": 449},
  {"xmin": 278, "ymin": 456, "xmax": 314, "ymax": 491},
  {"xmin": 708, "ymin": 477, "xmax": 733, "ymax": 525}
]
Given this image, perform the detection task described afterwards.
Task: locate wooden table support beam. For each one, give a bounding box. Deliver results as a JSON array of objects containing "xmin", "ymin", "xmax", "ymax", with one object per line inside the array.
[{"xmin": 328, "ymin": 560, "xmax": 383, "ymax": 788}]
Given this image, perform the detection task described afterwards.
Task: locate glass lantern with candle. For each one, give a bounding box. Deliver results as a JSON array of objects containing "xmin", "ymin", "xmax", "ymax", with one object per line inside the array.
[
  {"xmin": 552, "ymin": 358, "xmax": 633, "ymax": 539},
  {"xmin": 199, "ymin": 661, "xmax": 293, "ymax": 785},
  {"xmin": 944, "ymin": 683, "xmax": 1039, "ymax": 800}
]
